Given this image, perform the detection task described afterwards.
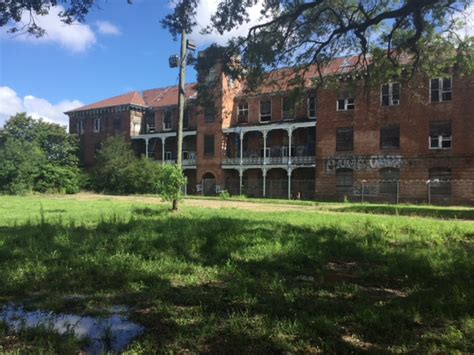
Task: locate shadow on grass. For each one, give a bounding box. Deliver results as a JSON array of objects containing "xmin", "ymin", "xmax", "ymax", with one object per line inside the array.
[
  {"xmin": 0, "ymin": 210, "xmax": 472, "ymax": 353},
  {"xmin": 336, "ymin": 204, "xmax": 474, "ymax": 220}
]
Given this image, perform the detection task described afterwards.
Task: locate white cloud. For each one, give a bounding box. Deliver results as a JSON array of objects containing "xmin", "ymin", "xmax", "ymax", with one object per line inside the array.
[
  {"xmin": 188, "ymin": 0, "xmax": 266, "ymax": 45},
  {"xmin": 1, "ymin": 5, "xmax": 96, "ymax": 52},
  {"xmin": 0, "ymin": 86, "xmax": 83, "ymax": 128},
  {"xmin": 96, "ymin": 21, "xmax": 121, "ymax": 36}
]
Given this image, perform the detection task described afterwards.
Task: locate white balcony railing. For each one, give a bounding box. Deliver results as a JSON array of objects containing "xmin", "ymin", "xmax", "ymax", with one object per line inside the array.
[{"xmin": 223, "ymin": 155, "xmax": 314, "ymax": 166}]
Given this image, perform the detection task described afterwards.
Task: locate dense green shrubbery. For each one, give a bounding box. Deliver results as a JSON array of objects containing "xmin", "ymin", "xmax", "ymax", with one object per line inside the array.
[
  {"xmin": 92, "ymin": 137, "xmax": 186, "ymax": 197},
  {"xmin": 0, "ymin": 113, "xmax": 82, "ymax": 194}
]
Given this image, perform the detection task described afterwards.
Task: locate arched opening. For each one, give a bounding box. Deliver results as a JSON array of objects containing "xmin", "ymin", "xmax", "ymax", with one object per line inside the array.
[
  {"xmin": 224, "ymin": 170, "xmax": 240, "ymax": 196},
  {"xmin": 202, "ymin": 172, "xmax": 217, "ymax": 196},
  {"xmin": 292, "ymin": 167, "xmax": 316, "ymax": 200},
  {"xmin": 266, "ymin": 168, "xmax": 288, "ymax": 198},
  {"xmin": 243, "ymin": 169, "xmax": 263, "ymax": 197},
  {"xmin": 184, "ymin": 170, "xmax": 197, "ymax": 195}
]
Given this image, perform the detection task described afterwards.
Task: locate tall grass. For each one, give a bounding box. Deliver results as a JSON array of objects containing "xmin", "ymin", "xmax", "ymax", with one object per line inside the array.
[{"xmin": 0, "ymin": 195, "xmax": 473, "ymax": 353}]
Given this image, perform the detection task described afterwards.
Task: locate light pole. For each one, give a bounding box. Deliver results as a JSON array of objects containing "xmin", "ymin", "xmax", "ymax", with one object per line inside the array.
[{"xmin": 169, "ymin": 31, "xmax": 196, "ymax": 210}]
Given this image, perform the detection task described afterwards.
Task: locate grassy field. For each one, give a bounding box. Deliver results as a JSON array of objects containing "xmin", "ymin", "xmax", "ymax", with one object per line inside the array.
[{"xmin": 0, "ymin": 194, "xmax": 473, "ymax": 353}]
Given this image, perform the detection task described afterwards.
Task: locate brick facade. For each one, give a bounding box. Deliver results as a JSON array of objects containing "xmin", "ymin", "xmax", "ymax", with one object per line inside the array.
[{"xmin": 66, "ymin": 58, "xmax": 474, "ymax": 205}]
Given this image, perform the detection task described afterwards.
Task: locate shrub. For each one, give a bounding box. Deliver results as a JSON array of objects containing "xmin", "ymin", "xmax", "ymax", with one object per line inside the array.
[{"xmin": 158, "ymin": 164, "xmax": 187, "ymax": 204}]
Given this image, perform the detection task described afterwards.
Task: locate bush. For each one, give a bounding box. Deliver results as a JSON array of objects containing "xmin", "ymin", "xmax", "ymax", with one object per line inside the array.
[
  {"xmin": 92, "ymin": 137, "xmax": 162, "ymax": 194},
  {"xmin": 158, "ymin": 164, "xmax": 187, "ymax": 203}
]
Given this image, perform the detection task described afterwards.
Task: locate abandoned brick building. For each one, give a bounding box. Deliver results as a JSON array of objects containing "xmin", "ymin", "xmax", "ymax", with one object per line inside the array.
[{"xmin": 66, "ymin": 56, "xmax": 474, "ymax": 205}]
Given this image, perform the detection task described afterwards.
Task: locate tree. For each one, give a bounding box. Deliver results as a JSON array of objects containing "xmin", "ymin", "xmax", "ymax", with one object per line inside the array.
[
  {"xmin": 158, "ymin": 164, "xmax": 187, "ymax": 211},
  {"xmin": 0, "ymin": 113, "xmax": 82, "ymax": 194}
]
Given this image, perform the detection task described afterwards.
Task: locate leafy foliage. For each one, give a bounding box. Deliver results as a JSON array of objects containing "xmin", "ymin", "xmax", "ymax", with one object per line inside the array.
[
  {"xmin": 0, "ymin": 113, "xmax": 82, "ymax": 194},
  {"xmin": 158, "ymin": 164, "xmax": 187, "ymax": 203},
  {"xmin": 92, "ymin": 136, "xmax": 182, "ymax": 197}
]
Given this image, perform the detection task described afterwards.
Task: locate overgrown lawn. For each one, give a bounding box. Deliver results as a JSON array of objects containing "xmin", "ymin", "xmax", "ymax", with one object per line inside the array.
[{"xmin": 0, "ymin": 195, "xmax": 473, "ymax": 353}]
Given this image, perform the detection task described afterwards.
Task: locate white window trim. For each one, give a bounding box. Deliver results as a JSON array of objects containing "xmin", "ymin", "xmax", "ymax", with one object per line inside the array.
[
  {"xmin": 380, "ymin": 83, "xmax": 401, "ymax": 107},
  {"xmin": 429, "ymin": 77, "xmax": 452, "ymax": 103},
  {"xmin": 307, "ymin": 96, "xmax": 317, "ymax": 119},
  {"xmin": 237, "ymin": 102, "xmax": 249, "ymax": 122},
  {"xmin": 165, "ymin": 151, "xmax": 173, "ymax": 160},
  {"xmin": 336, "ymin": 98, "xmax": 355, "ymax": 111},
  {"xmin": 259, "ymin": 99, "xmax": 272, "ymax": 122},
  {"xmin": 93, "ymin": 118, "xmax": 101, "ymax": 133},
  {"xmin": 429, "ymin": 135, "xmax": 452, "ymax": 149}
]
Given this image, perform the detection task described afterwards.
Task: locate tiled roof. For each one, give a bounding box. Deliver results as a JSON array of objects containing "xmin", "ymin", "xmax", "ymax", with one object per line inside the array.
[
  {"xmin": 142, "ymin": 83, "xmax": 198, "ymax": 108},
  {"xmin": 66, "ymin": 91, "xmax": 147, "ymax": 113}
]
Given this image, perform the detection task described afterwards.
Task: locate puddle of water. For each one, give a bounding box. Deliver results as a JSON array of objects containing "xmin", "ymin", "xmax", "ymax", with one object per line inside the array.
[{"xmin": 0, "ymin": 305, "xmax": 144, "ymax": 354}]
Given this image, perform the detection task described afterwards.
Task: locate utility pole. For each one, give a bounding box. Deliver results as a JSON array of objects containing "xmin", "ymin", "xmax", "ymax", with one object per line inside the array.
[{"xmin": 172, "ymin": 29, "xmax": 187, "ymax": 211}]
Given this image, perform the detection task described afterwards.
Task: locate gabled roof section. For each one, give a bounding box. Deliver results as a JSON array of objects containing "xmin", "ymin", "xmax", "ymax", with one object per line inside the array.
[
  {"xmin": 142, "ymin": 83, "xmax": 198, "ymax": 109},
  {"xmin": 65, "ymin": 91, "xmax": 147, "ymax": 113}
]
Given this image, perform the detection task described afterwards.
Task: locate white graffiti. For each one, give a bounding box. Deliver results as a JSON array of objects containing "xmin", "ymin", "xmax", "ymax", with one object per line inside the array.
[{"xmin": 326, "ymin": 155, "xmax": 402, "ymax": 173}]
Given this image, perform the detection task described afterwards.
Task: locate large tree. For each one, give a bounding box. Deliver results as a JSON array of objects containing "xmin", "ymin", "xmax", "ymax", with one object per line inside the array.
[{"xmin": 2, "ymin": 0, "xmax": 472, "ymax": 83}]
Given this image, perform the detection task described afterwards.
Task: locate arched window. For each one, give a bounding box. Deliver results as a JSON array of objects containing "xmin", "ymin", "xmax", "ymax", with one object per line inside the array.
[
  {"xmin": 380, "ymin": 168, "xmax": 400, "ymax": 195},
  {"xmin": 429, "ymin": 168, "xmax": 452, "ymax": 196},
  {"xmin": 336, "ymin": 168, "xmax": 353, "ymax": 194}
]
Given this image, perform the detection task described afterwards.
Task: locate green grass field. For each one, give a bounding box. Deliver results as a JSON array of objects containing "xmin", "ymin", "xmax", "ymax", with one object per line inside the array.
[{"xmin": 0, "ymin": 195, "xmax": 473, "ymax": 353}]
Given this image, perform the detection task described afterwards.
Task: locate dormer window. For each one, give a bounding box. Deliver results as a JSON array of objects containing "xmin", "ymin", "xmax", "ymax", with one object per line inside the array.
[
  {"xmin": 260, "ymin": 100, "xmax": 271, "ymax": 122},
  {"xmin": 381, "ymin": 83, "xmax": 400, "ymax": 106},
  {"xmin": 430, "ymin": 77, "xmax": 452, "ymax": 102}
]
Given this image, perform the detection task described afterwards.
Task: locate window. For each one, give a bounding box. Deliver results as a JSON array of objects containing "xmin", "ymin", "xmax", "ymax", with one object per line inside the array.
[
  {"xmin": 282, "ymin": 97, "xmax": 293, "ymax": 120},
  {"xmin": 164, "ymin": 110, "xmax": 172, "ymax": 130},
  {"xmin": 146, "ymin": 115, "xmax": 155, "ymax": 132},
  {"xmin": 430, "ymin": 77, "xmax": 452, "ymax": 102},
  {"xmin": 381, "ymin": 83, "xmax": 400, "ymax": 106},
  {"xmin": 336, "ymin": 127, "xmax": 353, "ymax": 151},
  {"xmin": 165, "ymin": 151, "xmax": 172, "ymax": 160},
  {"xmin": 93, "ymin": 118, "xmax": 101, "ymax": 133},
  {"xmin": 379, "ymin": 168, "xmax": 400, "ymax": 195},
  {"xmin": 429, "ymin": 121, "xmax": 452, "ymax": 149},
  {"xmin": 183, "ymin": 151, "xmax": 189, "ymax": 160},
  {"xmin": 237, "ymin": 102, "xmax": 248, "ymax": 123},
  {"xmin": 204, "ymin": 106, "xmax": 216, "ymax": 123},
  {"xmin": 77, "ymin": 120, "xmax": 84, "ymax": 135},
  {"xmin": 183, "ymin": 109, "xmax": 189, "ymax": 129},
  {"xmin": 336, "ymin": 169, "xmax": 353, "ymax": 194},
  {"xmin": 380, "ymin": 125, "xmax": 400, "ymax": 149},
  {"xmin": 308, "ymin": 94, "xmax": 317, "ymax": 119},
  {"xmin": 113, "ymin": 117, "xmax": 121, "ymax": 131},
  {"xmin": 260, "ymin": 100, "xmax": 271, "ymax": 122},
  {"xmin": 204, "ymin": 134, "xmax": 214, "ymax": 156},
  {"xmin": 429, "ymin": 168, "xmax": 451, "ymax": 196},
  {"xmin": 337, "ymin": 98, "xmax": 355, "ymax": 111}
]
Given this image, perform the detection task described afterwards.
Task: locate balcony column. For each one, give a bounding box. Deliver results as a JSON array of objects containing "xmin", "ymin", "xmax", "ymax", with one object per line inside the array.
[
  {"xmin": 262, "ymin": 168, "xmax": 267, "ymax": 197},
  {"xmin": 287, "ymin": 127, "xmax": 293, "ymax": 165},
  {"xmin": 161, "ymin": 137, "xmax": 166, "ymax": 164},
  {"xmin": 287, "ymin": 167, "xmax": 293, "ymax": 200},
  {"xmin": 145, "ymin": 137, "xmax": 149, "ymax": 159},
  {"xmin": 263, "ymin": 130, "xmax": 268, "ymax": 165},
  {"xmin": 239, "ymin": 131, "xmax": 244, "ymax": 166},
  {"xmin": 239, "ymin": 168, "xmax": 244, "ymax": 196}
]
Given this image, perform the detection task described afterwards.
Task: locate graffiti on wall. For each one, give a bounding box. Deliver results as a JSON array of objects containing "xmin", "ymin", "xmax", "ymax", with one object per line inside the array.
[{"xmin": 326, "ymin": 155, "xmax": 403, "ymax": 174}]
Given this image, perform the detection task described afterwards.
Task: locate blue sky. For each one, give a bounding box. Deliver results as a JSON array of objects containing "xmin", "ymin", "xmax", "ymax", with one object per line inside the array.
[{"xmin": 0, "ymin": 0, "xmax": 264, "ymax": 126}]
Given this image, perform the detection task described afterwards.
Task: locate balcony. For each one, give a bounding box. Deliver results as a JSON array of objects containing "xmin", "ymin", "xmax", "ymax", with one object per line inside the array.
[{"xmin": 223, "ymin": 146, "xmax": 315, "ymax": 167}]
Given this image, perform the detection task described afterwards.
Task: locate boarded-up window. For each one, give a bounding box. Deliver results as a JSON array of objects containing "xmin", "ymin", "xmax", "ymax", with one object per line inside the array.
[
  {"xmin": 380, "ymin": 125, "xmax": 400, "ymax": 149},
  {"xmin": 380, "ymin": 168, "xmax": 400, "ymax": 194},
  {"xmin": 336, "ymin": 127, "xmax": 353, "ymax": 151},
  {"xmin": 204, "ymin": 135, "xmax": 214, "ymax": 156},
  {"xmin": 336, "ymin": 169, "xmax": 353, "ymax": 194},
  {"xmin": 429, "ymin": 168, "xmax": 451, "ymax": 196}
]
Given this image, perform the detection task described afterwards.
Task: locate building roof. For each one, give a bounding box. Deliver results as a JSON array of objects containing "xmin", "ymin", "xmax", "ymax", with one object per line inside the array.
[
  {"xmin": 142, "ymin": 83, "xmax": 197, "ymax": 108},
  {"xmin": 66, "ymin": 91, "xmax": 147, "ymax": 113}
]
